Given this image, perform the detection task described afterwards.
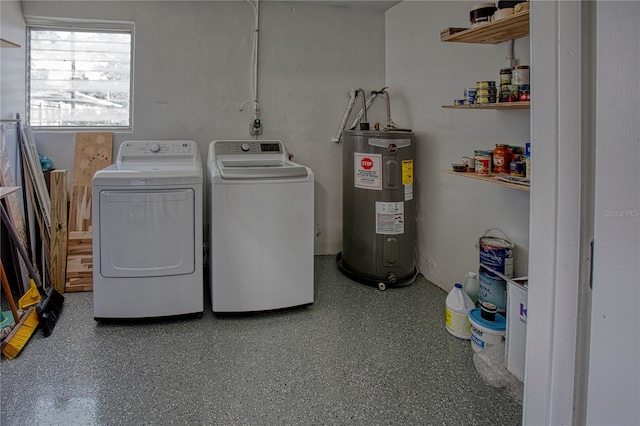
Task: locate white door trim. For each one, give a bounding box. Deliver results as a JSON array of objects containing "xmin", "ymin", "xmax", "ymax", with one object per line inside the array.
[{"xmin": 525, "ymin": 1, "xmax": 585, "ymax": 424}]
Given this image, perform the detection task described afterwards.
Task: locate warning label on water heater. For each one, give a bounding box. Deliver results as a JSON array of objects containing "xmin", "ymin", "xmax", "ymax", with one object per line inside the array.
[
  {"xmin": 354, "ymin": 153, "xmax": 382, "ymax": 190},
  {"xmin": 375, "ymin": 201, "xmax": 404, "ymax": 234}
]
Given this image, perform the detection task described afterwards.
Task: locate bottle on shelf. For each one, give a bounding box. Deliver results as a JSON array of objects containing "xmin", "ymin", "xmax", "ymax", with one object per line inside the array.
[
  {"xmin": 463, "ymin": 272, "xmax": 480, "ymax": 305},
  {"xmin": 493, "ymin": 144, "xmax": 512, "ymax": 173}
]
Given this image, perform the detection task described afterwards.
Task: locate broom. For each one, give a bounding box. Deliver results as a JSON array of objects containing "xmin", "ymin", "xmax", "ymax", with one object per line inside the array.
[
  {"xmin": 1, "ymin": 260, "xmax": 39, "ymax": 360},
  {"xmin": 1, "ymin": 202, "xmax": 64, "ymax": 337}
]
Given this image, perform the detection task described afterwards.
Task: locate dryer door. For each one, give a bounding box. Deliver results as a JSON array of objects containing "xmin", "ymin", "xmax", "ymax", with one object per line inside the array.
[{"xmin": 99, "ymin": 189, "xmax": 195, "ymax": 278}]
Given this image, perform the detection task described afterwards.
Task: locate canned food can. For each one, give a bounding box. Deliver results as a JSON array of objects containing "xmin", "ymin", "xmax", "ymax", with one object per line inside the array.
[
  {"xmin": 510, "ymin": 161, "xmax": 526, "ymax": 177},
  {"xmin": 500, "ymin": 85, "xmax": 510, "ymax": 102},
  {"xmin": 463, "ymin": 156, "xmax": 475, "ymax": 171},
  {"xmin": 477, "ymin": 81, "xmax": 492, "ymax": 89},
  {"xmin": 454, "ymin": 99, "xmax": 465, "ymax": 105},
  {"xmin": 476, "ymin": 96, "xmax": 490, "ymax": 104},
  {"xmin": 500, "ymin": 68, "xmax": 512, "ymax": 85},
  {"xmin": 508, "ymin": 85, "xmax": 520, "ymax": 102},
  {"xmin": 464, "ymin": 98, "xmax": 476, "ymax": 105},
  {"xmin": 474, "ymin": 150, "xmax": 492, "ymax": 176},
  {"xmin": 477, "ymin": 88, "xmax": 490, "ymax": 97}
]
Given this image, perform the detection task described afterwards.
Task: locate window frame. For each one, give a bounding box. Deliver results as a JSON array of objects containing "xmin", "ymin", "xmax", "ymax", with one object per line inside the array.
[{"xmin": 25, "ymin": 16, "xmax": 135, "ymax": 131}]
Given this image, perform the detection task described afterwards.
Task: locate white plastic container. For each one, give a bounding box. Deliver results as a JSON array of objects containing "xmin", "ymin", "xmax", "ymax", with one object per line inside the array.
[
  {"xmin": 463, "ymin": 272, "xmax": 480, "ymax": 304},
  {"xmin": 468, "ymin": 308, "xmax": 506, "ymax": 352},
  {"xmin": 445, "ymin": 283, "xmax": 475, "ymax": 340}
]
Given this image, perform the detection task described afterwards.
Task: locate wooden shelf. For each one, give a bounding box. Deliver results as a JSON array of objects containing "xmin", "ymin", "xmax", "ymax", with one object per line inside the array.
[
  {"xmin": 441, "ymin": 11, "xmax": 529, "ymax": 44},
  {"xmin": 442, "ymin": 170, "xmax": 530, "ymax": 192},
  {"xmin": 1, "ymin": 38, "xmax": 20, "ymax": 48},
  {"xmin": 443, "ymin": 101, "xmax": 529, "ymax": 110}
]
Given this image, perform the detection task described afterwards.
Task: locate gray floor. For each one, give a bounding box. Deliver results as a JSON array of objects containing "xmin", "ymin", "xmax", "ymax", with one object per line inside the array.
[{"xmin": 1, "ymin": 256, "xmax": 522, "ymax": 425}]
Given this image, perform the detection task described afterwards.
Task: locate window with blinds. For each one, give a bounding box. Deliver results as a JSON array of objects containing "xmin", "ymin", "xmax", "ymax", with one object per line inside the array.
[{"xmin": 27, "ymin": 19, "xmax": 134, "ymax": 129}]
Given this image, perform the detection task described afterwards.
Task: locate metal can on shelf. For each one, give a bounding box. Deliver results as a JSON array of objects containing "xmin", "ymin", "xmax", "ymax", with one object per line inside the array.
[
  {"xmin": 474, "ymin": 150, "xmax": 493, "ymax": 176},
  {"xmin": 510, "ymin": 160, "xmax": 526, "ymax": 177},
  {"xmin": 500, "ymin": 68, "xmax": 512, "ymax": 86}
]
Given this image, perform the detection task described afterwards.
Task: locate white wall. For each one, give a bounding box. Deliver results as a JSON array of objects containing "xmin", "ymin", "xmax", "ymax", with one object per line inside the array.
[
  {"xmin": 385, "ymin": 2, "xmax": 530, "ymax": 291},
  {"xmin": 20, "ymin": 0, "xmax": 390, "ymax": 255},
  {"xmin": 1, "ymin": 0, "xmax": 26, "ymax": 120}
]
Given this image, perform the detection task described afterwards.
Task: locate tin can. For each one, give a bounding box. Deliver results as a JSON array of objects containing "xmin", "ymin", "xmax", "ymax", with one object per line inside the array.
[
  {"xmin": 477, "ymin": 88, "xmax": 490, "ymax": 97},
  {"xmin": 474, "ymin": 150, "xmax": 492, "ymax": 176},
  {"xmin": 493, "ymin": 144, "xmax": 512, "ymax": 173},
  {"xmin": 508, "ymin": 85, "xmax": 520, "ymax": 102},
  {"xmin": 462, "ymin": 156, "xmax": 475, "ymax": 171},
  {"xmin": 500, "ymin": 85, "xmax": 510, "ymax": 102},
  {"xmin": 477, "ymin": 81, "xmax": 492, "ymax": 89},
  {"xmin": 454, "ymin": 99, "xmax": 465, "ymax": 105},
  {"xmin": 512, "ymin": 65, "xmax": 530, "ymax": 86},
  {"xmin": 464, "ymin": 98, "xmax": 476, "ymax": 105},
  {"xmin": 500, "ymin": 68, "xmax": 512, "ymax": 85},
  {"xmin": 464, "ymin": 88, "xmax": 477, "ymax": 99},
  {"xmin": 476, "ymin": 96, "xmax": 490, "ymax": 104},
  {"xmin": 510, "ymin": 161, "xmax": 526, "ymax": 177}
]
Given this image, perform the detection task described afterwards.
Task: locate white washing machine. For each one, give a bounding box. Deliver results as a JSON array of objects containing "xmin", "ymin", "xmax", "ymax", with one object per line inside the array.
[
  {"xmin": 208, "ymin": 140, "xmax": 314, "ymax": 313},
  {"xmin": 92, "ymin": 140, "xmax": 203, "ymax": 319}
]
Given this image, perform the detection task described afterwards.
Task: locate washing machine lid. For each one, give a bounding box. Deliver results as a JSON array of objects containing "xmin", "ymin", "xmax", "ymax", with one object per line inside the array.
[
  {"xmin": 208, "ymin": 140, "xmax": 309, "ymax": 180},
  {"xmin": 216, "ymin": 159, "xmax": 309, "ymax": 179}
]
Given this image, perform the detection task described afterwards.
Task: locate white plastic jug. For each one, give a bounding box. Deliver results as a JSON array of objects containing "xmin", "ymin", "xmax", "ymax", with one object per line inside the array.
[
  {"xmin": 445, "ymin": 283, "xmax": 475, "ymax": 340},
  {"xmin": 463, "ymin": 272, "xmax": 480, "ymax": 305}
]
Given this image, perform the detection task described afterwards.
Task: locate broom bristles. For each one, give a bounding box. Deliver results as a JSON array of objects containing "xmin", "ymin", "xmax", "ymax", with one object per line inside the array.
[
  {"xmin": 1, "ymin": 307, "xmax": 39, "ymax": 360},
  {"xmin": 36, "ymin": 288, "xmax": 64, "ymax": 337}
]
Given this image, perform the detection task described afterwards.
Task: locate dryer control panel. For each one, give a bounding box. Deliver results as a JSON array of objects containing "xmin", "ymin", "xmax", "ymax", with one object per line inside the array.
[{"xmin": 118, "ymin": 140, "xmax": 200, "ymax": 162}]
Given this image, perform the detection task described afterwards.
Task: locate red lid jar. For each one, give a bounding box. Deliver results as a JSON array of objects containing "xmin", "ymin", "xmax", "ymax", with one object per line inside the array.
[{"xmin": 492, "ymin": 144, "xmax": 512, "ymax": 173}]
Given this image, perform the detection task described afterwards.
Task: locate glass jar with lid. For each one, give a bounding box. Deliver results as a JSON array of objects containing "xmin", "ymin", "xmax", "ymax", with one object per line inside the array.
[{"xmin": 492, "ymin": 144, "xmax": 512, "ymax": 173}]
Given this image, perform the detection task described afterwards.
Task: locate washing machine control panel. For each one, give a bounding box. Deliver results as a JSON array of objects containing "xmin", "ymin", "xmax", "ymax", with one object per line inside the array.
[
  {"xmin": 118, "ymin": 140, "xmax": 199, "ymax": 162},
  {"xmin": 214, "ymin": 141, "xmax": 283, "ymax": 156}
]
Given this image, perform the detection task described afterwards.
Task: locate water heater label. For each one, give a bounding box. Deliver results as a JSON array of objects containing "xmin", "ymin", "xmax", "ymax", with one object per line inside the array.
[
  {"xmin": 402, "ymin": 160, "xmax": 413, "ymax": 185},
  {"xmin": 354, "ymin": 153, "xmax": 382, "ymax": 190},
  {"xmin": 375, "ymin": 201, "xmax": 404, "ymax": 234}
]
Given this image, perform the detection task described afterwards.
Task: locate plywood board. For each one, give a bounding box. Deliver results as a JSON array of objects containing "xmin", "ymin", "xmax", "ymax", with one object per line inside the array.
[
  {"xmin": 71, "ymin": 133, "xmax": 113, "ymax": 188},
  {"xmin": 65, "ymin": 132, "xmax": 112, "ymax": 292},
  {"xmin": 50, "ymin": 170, "xmax": 68, "ymax": 294},
  {"xmin": 68, "ymin": 133, "xmax": 112, "ymax": 232}
]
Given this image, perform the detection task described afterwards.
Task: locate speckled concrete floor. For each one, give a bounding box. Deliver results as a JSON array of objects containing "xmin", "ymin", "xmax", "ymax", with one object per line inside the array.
[{"xmin": 1, "ymin": 256, "xmax": 522, "ymax": 425}]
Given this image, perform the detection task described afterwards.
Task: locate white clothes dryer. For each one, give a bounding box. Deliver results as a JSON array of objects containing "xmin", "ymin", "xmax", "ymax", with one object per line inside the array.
[
  {"xmin": 92, "ymin": 140, "xmax": 203, "ymax": 319},
  {"xmin": 208, "ymin": 140, "xmax": 314, "ymax": 313}
]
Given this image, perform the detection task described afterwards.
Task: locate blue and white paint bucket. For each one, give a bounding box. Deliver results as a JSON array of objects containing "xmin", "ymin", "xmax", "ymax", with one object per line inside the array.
[
  {"xmin": 468, "ymin": 308, "xmax": 506, "ymax": 353},
  {"xmin": 479, "ymin": 266, "xmax": 507, "ymax": 312},
  {"xmin": 478, "ymin": 228, "xmax": 514, "ymax": 278}
]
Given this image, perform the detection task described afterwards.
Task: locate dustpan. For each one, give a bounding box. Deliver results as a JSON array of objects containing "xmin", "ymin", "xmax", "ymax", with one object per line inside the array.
[
  {"xmin": 0, "ymin": 310, "xmax": 14, "ymax": 328},
  {"xmin": 18, "ymin": 279, "xmax": 41, "ymax": 310}
]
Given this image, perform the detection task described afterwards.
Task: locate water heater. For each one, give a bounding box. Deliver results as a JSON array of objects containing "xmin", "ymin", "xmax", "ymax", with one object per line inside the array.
[{"xmin": 337, "ymin": 130, "xmax": 417, "ymax": 290}]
